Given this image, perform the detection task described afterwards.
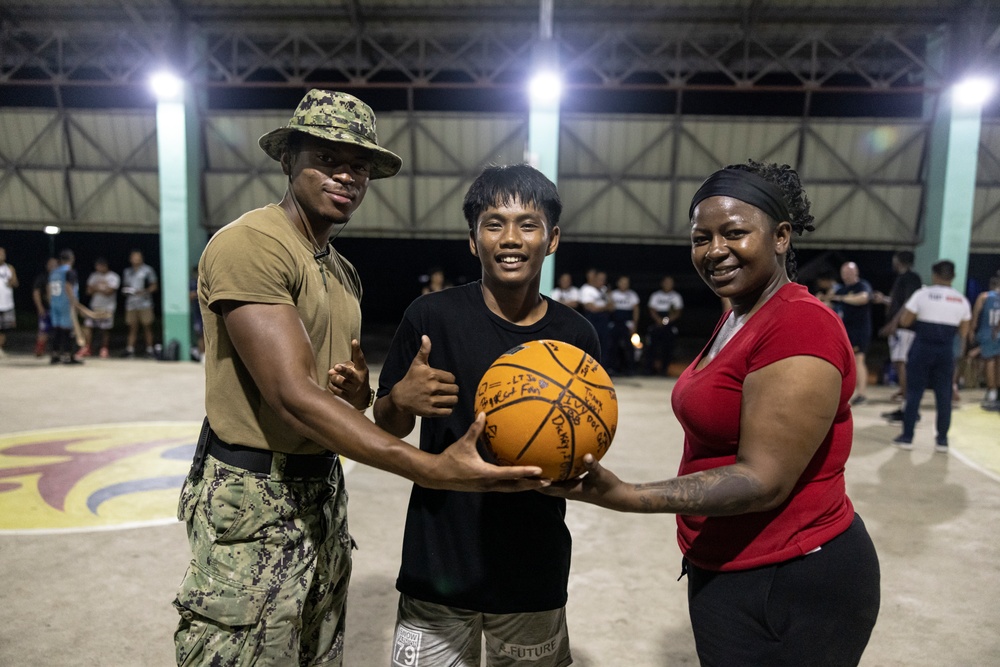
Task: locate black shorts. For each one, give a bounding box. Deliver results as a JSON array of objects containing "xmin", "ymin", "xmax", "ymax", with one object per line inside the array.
[
  {"xmin": 686, "ymin": 514, "xmax": 880, "ymax": 667},
  {"xmin": 844, "ymin": 325, "xmax": 872, "ymax": 355}
]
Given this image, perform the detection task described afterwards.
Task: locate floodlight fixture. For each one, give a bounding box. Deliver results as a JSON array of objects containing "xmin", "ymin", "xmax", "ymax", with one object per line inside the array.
[
  {"xmin": 150, "ymin": 70, "xmax": 184, "ymax": 101},
  {"xmin": 953, "ymin": 76, "xmax": 995, "ymax": 108},
  {"xmin": 529, "ymin": 70, "xmax": 563, "ymax": 106},
  {"xmin": 44, "ymin": 225, "xmax": 60, "ymax": 235}
]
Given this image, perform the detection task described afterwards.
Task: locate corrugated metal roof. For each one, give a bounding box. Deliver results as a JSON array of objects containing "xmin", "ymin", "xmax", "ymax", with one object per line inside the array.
[{"xmin": 3, "ymin": 107, "xmax": 1000, "ymax": 249}]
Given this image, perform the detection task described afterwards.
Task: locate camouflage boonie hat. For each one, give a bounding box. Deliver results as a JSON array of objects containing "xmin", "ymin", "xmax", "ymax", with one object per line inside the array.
[{"xmin": 258, "ymin": 89, "xmax": 402, "ymax": 179}]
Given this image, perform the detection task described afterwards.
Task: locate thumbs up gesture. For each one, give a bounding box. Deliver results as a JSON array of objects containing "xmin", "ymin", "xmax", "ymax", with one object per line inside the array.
[{"xmin": 390, "ymin": 335, "xmax": 460, "ymax": 418}]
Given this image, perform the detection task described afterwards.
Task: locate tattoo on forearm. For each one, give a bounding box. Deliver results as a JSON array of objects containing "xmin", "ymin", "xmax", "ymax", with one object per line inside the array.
[{"xmin": 632, "ymin": 467, "xmax": 765, "ymax": 515}]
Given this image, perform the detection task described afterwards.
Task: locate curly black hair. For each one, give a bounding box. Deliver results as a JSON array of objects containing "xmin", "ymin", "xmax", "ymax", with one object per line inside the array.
[{"xmin": 725, "ymin": 159, "xmax": 815, "ymax": 281}]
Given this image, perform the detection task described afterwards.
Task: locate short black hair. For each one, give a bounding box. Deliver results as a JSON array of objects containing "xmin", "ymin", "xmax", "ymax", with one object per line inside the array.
[
  {"xmin": 462, "ymin": 164, "xmax": 562, "ymax": 230},
  {"xmin": 894, "ymin": 250, "xmax": 915, "ymax": 266},
  {"xmin": 59, "ymin": 249, "xmax": 74, "ymax": 261},
  {"xmin": 932, "ymin": 260, "xmax": 955, "ymax": 280},
  {"xmin": 725, "ymin": 160, "xmax": 815, "ymax": 281}
]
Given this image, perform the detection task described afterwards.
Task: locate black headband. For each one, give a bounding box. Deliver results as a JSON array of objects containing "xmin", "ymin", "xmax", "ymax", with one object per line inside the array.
[{"xmin": 688, "ymin": 168, "xmax": 791, "ymax": 223}]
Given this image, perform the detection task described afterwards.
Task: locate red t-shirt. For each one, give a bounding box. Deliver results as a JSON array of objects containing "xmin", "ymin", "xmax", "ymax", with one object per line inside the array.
[{"xmin": 671, "ymin": 283, "xmax": 857, "ymax": 571}]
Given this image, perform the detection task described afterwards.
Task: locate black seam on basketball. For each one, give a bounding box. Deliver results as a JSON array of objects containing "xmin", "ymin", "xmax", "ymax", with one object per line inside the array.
[
  {"xmin": 515, "ymin": 402, "xmax": 561, "ymax": 460},
  {"xmin": 539, "ymin": 341, "xmax": 586, "ymax": 377},
  {"xmin": 516, "ymin": 375, "xmax": 577, "ymax": 466}
]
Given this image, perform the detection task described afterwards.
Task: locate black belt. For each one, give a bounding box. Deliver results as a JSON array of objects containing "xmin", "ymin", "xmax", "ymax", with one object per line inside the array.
[{"xmin": 206, "ymin": 429, "xmax": 336, "ymax": 479}]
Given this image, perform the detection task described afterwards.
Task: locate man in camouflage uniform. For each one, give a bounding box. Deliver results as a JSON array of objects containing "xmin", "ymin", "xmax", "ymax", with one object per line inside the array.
[{"xmin": 173, "ymin": 89, "xmax": 548, "ymax": 667}]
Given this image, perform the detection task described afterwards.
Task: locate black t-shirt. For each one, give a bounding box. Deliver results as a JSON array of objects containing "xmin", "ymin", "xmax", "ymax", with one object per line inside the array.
[
  {"xmin": 836, "ymin": 279, "xmax": 873, "ymax": 338},
  {"xmin": 33, "ymin": 272, "xmax": 49, "ymax": 304},
  {"xmin": 888, "ymin": 270, "xmax": 922, "ymax": 320},
  {"xmin": 377, "ymin": 281, "xmax": 601, "ymax": 613}
]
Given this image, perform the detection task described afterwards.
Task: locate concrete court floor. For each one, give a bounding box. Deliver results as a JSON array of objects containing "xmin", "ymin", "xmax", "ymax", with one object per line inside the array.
[{"xmin": 1, "ymin": 353, "xmax": 999, "ymax": 666}]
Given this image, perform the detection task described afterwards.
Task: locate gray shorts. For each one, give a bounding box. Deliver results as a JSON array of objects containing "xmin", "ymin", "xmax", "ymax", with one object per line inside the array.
[
  {"xmin": 889, "ymin": 329, "xmax": 916, "ymax": 363},
  {"xmin": 0, "ymin": 308, "xmax": 14, "ymax": 330},
  {"xmin": 391, "ymin": 594, "xmax": 572, "ymax": 667},
  {"xmin": 84, "ymin": 312, "xmax": 115, "ymax": 330}
]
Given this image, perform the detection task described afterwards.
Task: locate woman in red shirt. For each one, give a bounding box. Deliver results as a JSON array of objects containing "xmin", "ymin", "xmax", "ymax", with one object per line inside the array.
[{"xmin": 546, "ymin": 161, "xmax": 880, "ymax": 666}]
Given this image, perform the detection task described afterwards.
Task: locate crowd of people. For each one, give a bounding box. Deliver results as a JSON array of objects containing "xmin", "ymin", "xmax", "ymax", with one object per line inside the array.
[
  {"xmin": 0, "ymin": 247, "xmax": 164, "ymax": 363},
  {"xmin": 547, "ymin": 269, "xmax": 684, "ymax": 377},
  {"xmin": 814, "ymin": 251, "xmax": 999, "ymax": 451}
]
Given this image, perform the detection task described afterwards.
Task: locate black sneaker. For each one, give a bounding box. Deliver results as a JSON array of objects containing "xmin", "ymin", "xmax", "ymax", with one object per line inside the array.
[
  {"xmin": 892, "ymin": 435, "xmax": 913, "ymax": 450},
  {"xmin": 883, "ymin": 409, "xmax": 919, "ymax": 422},
  {"xmin": 63, "ymin": 356, "xmax": 84, "ymax": 365}
]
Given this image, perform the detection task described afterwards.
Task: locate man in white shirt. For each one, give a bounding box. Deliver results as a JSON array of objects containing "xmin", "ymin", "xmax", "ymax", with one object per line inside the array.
[
  {"xmin": 578, "ymin": 268, "xmax": 613, "ymax": 364},
  {"xmin": 122, "ymin": 250, "xmax": 158, "ymax": 358},
  {"xmin": 0, "ymin": 247, "xmax": 19, "ymax": 358},
  {"xmin": 550, "ymin": 272, "xmax": 580, "ymax": 309},
  {"xmin": 608, "ymin": 274, "xmax": 640, "ymax": 375},
  {"xmin": 82, "ymin": 258, "xmax": 121, "ymax": 358},
  {"xmin": 893, "ymin": 260, "xmax": 971, "ymax": 453},
  {"xmin": 644, "ymin": 275, "xmax": 684, "ymax": 376}
]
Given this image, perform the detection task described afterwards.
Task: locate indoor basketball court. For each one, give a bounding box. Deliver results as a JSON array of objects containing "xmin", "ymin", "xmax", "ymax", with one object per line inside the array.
[{"xmin": 1, "ymin": 354, "xmax": 998, "ymax": 665}]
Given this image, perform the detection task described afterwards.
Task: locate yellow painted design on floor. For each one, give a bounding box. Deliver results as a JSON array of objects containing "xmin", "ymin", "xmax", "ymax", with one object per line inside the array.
[
  {"xmin": 0, "ymin": 423, "xmax": 200, "ymax": 532},
  {"xmin": 949, "ymin": 405, "xmax": 1000, "ymax": 479}
]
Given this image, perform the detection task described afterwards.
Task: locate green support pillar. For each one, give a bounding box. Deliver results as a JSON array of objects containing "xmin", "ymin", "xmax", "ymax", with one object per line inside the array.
[
  {"xmin": 528, "ymin": 22, "xmax": 561, "ymax": 295},
  {"xmin": 917, "ymin": 93, "xmax": 982, "ymax": 293},
  {"xmin": 155, "ymin": 81, "xmax": 204, "ymax": 360},
  {"xmin": 917, "ymin": 31, "xmax": 981, "ymax": 293},
  {"xmin": 529, "ymin": 98, "xmax": 560, "ymax": 295}
]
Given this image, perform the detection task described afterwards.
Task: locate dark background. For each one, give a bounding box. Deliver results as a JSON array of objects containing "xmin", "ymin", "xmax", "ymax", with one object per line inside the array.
[{"xmin": 5, "ymin": 227, "xmax": 998, "ymax": 365}]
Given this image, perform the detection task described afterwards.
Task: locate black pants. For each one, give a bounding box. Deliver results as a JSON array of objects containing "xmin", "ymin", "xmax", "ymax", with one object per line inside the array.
[
  {"xmin": 644, "ymin": 323, "xmax": 676, "ymax": 375},
  {"xmin": 51, "ymin": 327, "xmax": 73, "ymax": 356},
  {"xmin": 686, "ymin": 514, "xmax": 880, "ymax": 667},
  {"xmin": 902, "ymin": 339, "xmax": 955, "ymax": 443}
]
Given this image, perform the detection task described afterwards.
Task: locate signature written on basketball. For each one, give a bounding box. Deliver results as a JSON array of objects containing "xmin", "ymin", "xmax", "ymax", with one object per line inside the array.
[{"xmin": 477, "ymin": 373, "xmax": 548, "ymax": 409}]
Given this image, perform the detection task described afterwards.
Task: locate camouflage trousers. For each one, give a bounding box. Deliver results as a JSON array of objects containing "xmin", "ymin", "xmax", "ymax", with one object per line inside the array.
[{"xmin": 173, "ymin": 452, "xmax": 353, "ymax": 667}]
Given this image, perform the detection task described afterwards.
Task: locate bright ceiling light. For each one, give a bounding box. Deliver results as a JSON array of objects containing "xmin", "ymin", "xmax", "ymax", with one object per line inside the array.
[
  {"xmin": 953, "ymin": 77, "xmax": 995, "ymax": 108},
  {"xmin": 43, "ymin": 225, "xmax": 61, "ymax": 235},
  {"xmin": 150, "ymin": 70, "xmax": 183, "ymax": 101},
  {"xmin": 529, "ymin": 70, "xmax": 563, "ymax": 106}
]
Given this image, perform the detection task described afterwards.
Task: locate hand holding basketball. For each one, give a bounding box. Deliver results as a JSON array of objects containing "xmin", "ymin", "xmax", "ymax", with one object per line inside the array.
[
  {"xmin": 538, "ymin": 453, "xmax": 627, "ymax": 505},
  {"xmin": 429, "ymin": 412, "xmax": 549, "ymax": 492}
]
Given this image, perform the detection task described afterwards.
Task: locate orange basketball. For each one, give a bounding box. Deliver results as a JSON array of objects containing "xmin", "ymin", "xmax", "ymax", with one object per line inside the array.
[{"xmin": 475, "ymin": 339, "xmax": 618, "ymax": 481}]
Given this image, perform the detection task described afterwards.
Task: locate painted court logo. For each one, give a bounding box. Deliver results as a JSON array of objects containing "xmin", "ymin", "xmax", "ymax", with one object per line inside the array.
[{"xmin": 0, "ymin": 422, "xmax": 200, "ymax": 532}]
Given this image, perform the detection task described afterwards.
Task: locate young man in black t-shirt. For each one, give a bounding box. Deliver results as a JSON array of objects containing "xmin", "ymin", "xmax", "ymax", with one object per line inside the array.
[
  {"xmin": 374, "ymin": 164, "xmax": 599, "ymax": 667},
  {"xmin": 874, "ymin": 251, "xmax": 923, "ymax": 412}
]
